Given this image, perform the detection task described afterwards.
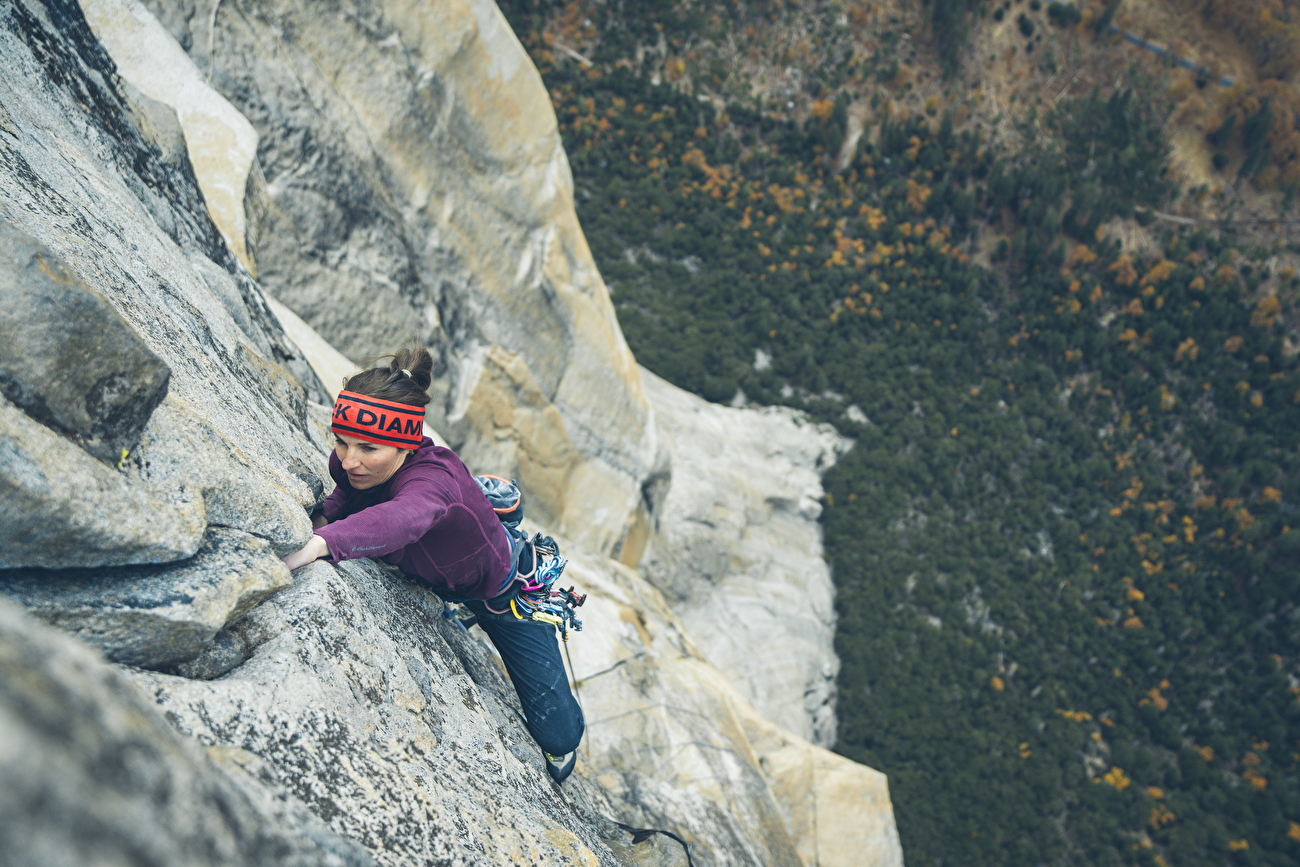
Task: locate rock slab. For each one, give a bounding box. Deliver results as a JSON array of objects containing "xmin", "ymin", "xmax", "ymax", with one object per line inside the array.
[
  {"xmin": 0, "ymin": 528, "xmax": 291, "ymax": 669},
  {"xmin": 0, "ymin": 0, "xmax": 331, "ymax": 562},
  {"xmin": 0, "ymin": 217, "xmax": 171, "ymax": 465},
  {"xmin": 0, "ymin": 594, "xmax": 375, "ymax": 867},
  {"xmin": 639, "ymin": 368, "xmax": 848, "ymax": 747},
  {"xmin": 562, "ymin": 533, "xmax": 905, "ymax": 867},
  {"xmin": 0, "ymin": 393, "xmax": 207, "ymax": 569},
  {"xmin": 78, "ymin": 0, "xmax": 264, "ymax": 274},
  {"xmin": 127, "ymin": 558, "xmax": 643, "ymax": 867}
]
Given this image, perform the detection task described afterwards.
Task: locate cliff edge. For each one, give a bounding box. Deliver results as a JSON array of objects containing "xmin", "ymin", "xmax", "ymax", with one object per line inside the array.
[{"xmin": 0, "ymin": 1, "xmax": 902, "ymax": 864}]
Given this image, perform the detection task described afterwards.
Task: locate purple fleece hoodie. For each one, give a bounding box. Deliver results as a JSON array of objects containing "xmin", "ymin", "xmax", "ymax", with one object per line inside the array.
[{"xmin": 315, "ymin": 437, "xmax": 511, "ymax": 600}]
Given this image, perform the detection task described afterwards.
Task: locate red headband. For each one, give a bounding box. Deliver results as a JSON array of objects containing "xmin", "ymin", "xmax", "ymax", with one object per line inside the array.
[{"xmin": 331, "ymin": 390, "xmax": 425, "ymax": 449}]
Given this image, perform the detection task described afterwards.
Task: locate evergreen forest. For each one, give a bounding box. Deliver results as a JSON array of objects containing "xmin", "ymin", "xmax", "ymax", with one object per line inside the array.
[{"xmin": 496, "ymin": 0, "xmax": 1300, "ymax": 864}]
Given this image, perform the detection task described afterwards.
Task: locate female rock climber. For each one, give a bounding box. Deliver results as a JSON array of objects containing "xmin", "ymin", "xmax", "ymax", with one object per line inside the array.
[{"xmin": 281, "ymin": 345, "xmax": 583, "ymax": 782}]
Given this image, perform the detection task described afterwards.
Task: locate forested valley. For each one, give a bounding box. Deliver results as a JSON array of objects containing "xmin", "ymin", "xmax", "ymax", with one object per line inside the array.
[{"xmin": 495, "ymin": 0, "xmax": 1300, "ymax": 863}]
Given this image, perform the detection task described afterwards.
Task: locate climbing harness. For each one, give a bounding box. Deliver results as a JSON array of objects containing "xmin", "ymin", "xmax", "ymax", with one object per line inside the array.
[
  {"xmin": 506, "ymin": 532, "xmax": 586, "ymax": 640},
  {"xmin": 473, "ymin": 475, "xmax": 587, "ymax": 638}
]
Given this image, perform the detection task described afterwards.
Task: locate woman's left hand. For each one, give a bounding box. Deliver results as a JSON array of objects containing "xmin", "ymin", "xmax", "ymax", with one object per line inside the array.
[{"xmin": 282, "ymin": 534, "xmax": 330, "ymax": 571}]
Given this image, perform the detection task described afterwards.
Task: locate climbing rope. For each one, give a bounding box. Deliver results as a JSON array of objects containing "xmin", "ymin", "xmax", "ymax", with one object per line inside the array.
[
  {"xmin": 564, "ymin": 640, "xmax": 583, "ymax": 713},
  {"xmin": 612, "ymin": 822, "xmax": 695, "ymax": 866}
]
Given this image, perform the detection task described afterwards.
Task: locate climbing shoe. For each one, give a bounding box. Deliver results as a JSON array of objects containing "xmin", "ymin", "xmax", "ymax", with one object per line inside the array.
[{"xmin": 545, "ymin": 750, "xmax": 576, "ymax": 783}]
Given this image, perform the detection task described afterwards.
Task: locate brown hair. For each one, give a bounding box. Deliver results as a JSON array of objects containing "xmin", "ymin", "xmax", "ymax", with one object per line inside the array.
[{"xmin": 342, "ymin": 343, "xmax": 434, "ymax": 407}]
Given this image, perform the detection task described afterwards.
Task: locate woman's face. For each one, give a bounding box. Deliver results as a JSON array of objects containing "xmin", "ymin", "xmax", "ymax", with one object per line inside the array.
[{"xmin": 334, "ymin": 433, "xmax": 409, "ymax": 490}]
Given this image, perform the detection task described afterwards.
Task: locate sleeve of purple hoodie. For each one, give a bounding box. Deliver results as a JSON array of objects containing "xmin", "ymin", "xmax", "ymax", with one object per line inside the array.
[{"xmin": 314, "ymin": 459, "xmax": 449, "ymax": 563}]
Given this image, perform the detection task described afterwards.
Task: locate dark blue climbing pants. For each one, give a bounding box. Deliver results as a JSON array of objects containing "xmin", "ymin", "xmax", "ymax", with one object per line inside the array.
[{"xmin": 464, "ymin": 600, "xmax": 585, "ymax": 756}]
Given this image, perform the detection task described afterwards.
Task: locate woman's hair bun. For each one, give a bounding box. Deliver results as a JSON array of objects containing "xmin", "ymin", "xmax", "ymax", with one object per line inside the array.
[
  {"xmin": 389, "ymin": 345, "xmax": 434, "ymax": 391},
  {"xmin": 342, "ymin": 342, "xmax": 434, "ymax": 407}
]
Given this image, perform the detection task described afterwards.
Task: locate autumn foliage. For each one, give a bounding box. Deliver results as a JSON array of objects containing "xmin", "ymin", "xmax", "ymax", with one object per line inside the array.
[{"xmin": 497, "ymin": 0, "xmax": 1300, "ymax": 864}]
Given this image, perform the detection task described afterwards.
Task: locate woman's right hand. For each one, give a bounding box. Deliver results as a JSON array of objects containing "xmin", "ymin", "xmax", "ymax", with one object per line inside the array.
[{"xmin": 282, "ymin": 534, "xmax": 329, "ymax": 571}]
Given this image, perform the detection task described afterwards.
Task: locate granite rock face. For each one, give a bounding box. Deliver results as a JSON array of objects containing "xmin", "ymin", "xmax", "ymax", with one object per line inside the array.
[
  {"xmin": 0, "ymin": 528, "xmax": 291, "ymax": 670},
  {"xmin": 0, "ymin": 0, "xmax": 328, "ymax": 567},
  {"xmin": 0, "ymin": 595, "xmax": 375, "ymax": 867},
  {"xmin": 638, "ymin": 369, "xmax": 848, "ymax": 747},
  {"xmin": 263, "ymin": 296, "xmax": 359, "ymax": 403},
  {"xmin": 79, "ymin": 0, "xmax": 264, "ymax": 275},
  {"xmin": 140, "ymin": 0, "xmax": 658, "ymax": 559},
  {"xmin": 744, "ymin": 704, "xmax": 904, "ymax": 867},
  {"xmin": 126, "ymin": 558, "xmax": 656, "ymax": 867},
  {"xmin": 0, "ymin": 392, "xmax": 207, "ymax": 569},
  {"xmin": 0, "ymin": 218, "xmax": 171, "ymax": 465}
]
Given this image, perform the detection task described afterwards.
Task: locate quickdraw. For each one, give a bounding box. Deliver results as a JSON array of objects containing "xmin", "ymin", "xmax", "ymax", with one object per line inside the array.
[{"xmin": 509, "ymin": 533, "xmax": 586, "ymax": 640}]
